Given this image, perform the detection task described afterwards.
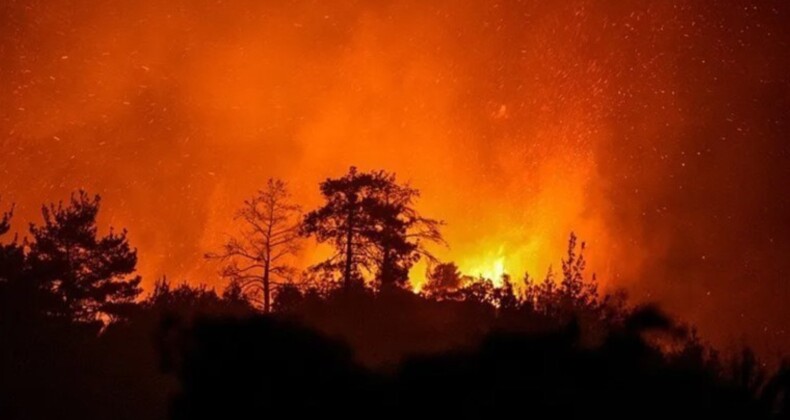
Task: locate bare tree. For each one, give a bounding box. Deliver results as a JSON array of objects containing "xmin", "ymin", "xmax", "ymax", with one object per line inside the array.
[{"xmin": 207, "ymin": 179, "xmax": 301, "ymax": 313}]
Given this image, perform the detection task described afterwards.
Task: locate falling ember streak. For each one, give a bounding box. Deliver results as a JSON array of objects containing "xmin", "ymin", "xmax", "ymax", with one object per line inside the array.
[{"xmin": 1, "ymin": 0, "xmax": 789, "ymax": 356}]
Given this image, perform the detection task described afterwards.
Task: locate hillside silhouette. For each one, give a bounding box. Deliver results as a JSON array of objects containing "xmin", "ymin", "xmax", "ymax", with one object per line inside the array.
[{"xmin": 1, "ymin": 169, "xmax": 789, "ymax": 419}]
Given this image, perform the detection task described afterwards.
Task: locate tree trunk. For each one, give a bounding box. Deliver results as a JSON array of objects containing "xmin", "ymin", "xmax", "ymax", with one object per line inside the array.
[
  {"xmin": 380, "ymin": 246, "xmax": 392, "ymax": 288},
  {"xmin": 263, "ymin": 259, "xmax": 271, "ymax": 313},
  {"xmin": 344, "ymin": 209, "xmax": 354, "ymax": 291}
]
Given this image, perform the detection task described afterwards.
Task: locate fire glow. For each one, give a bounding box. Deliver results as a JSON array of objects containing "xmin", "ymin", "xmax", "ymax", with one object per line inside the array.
[{"xmin": 2, "ymin": 0, "xmax": 789, "ymax": 354}]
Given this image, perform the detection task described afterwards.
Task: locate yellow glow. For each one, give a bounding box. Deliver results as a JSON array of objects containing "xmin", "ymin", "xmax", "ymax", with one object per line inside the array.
[{"xmin": 461, "ymin": 247, "xmax": 507, "ymax": 287}]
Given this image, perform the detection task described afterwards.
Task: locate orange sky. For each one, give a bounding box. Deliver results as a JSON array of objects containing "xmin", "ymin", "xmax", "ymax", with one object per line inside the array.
[{"xmin": 2, "ymin": 0, "xmax": 789, "ymax": 355}]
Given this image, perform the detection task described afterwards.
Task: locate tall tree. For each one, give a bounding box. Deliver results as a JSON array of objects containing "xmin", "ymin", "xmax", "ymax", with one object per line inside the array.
[
  {"xmin": 370, "ymin": 177, "xmax": 443, "ymax": 288},
  {"xmin": 302, "ymin": 167, "xmax": 378, "ymax": 290},
  {"xmin": 302, "ymin": 167, "xmax": 443, "ymax": 290},
  {"xmin": 27, "ymin": 191, "xmax": 141, "ymax": 322},
  {"xmin": 207, "ymin": 179, "xmax": 301, "ymax": 313}
]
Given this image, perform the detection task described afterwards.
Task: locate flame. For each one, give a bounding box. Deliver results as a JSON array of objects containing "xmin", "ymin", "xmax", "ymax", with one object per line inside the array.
[
  {"xmin": 461, "ymin": 247, "xmax": 507, "ymax": 287},
  {"xmin": 0, "ymin": 0, "xmax": 616, "ymax": 293},
  {"xmin": 7, "ymin": 0, "xmax": 788, "ymax": 355}
]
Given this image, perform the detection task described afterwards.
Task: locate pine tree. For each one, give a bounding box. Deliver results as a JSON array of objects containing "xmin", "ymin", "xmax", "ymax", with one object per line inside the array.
[
  {"xmin": 302, "ymin": 167, "xmax": 443, "ymax": 290},
  {"xmin": 27, "ymin": 191, "xmax": 141, "ymax": 322}
]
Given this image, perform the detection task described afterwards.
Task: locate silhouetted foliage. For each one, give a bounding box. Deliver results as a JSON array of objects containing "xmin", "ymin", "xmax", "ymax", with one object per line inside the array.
[
  {"xmin": 167, "ymin": 308, "xmax": 781, "ymax": 418},
  {"xmin": 0, "ymin": 204, "xmax": 11, "ymax": 236},
  {"xmin": 492, "ymin": 273, "xmax": 520, "ymax": 310},
  {"xmin": 169, "ymin": 317, "xmax": 379, "ymax": 419},
  {"xmin": 560, "ymin": 232, "xmax": 598, "ymax": 306},
  {"xmin": 729, "ymin": 346, "xmax": 767, "ymax": 396},
  {"xmin": 2, "ymin": 184, "xmax": 790, "ymax": 420},
  {"xmin": 302, "ymin": 167, "xmax": 443, "ymax": 290},
  {"xmin": 760, "ymin": 359, "xmax": 790, "ymax": 416},
  {"xmin": 207, "ymin": 179, "xmax": 301, "ymax": 313},
  {"xmin": 366, "ymin": 172, "xmax": 444, "ymax": 288},
  {"xmin": 0, "ymin": 203, "xmax": 24, "ymax": 289},
  {"xmin": 422, "ymin": 261, "xmax": 463, "ymax": 298},
  {"xmin": 271, "ymin": 282, "xmax": 303, "ymax": 313},
  {"xmin": 143, "ymin": 277, "xmax": 251, "ymax": 318},
  {"xmin": 517, "ymin": 233, "xmax": 601, "ymax": 325},
  {"xmin": 25, "ymin": 191, "xmax": 142, "ymax": 322},
  {"xmin": 0, "ymin": 204, "xmax": 55, "ymax": 324}
]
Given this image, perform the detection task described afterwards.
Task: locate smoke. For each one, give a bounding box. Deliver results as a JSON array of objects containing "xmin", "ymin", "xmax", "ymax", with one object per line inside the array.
[{"xmin": 1, "ymin": 0, "xmax": 788, "ymax": 353}]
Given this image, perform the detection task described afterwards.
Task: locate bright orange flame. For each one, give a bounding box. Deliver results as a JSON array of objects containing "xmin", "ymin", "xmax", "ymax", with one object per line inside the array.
[
  {"xmin": 3, "ymin": 0, "xmax": 789, "ymax": 357},
  {"xmin": 0, "ymin": 1, "xmax": 616, "ymax": 293}
]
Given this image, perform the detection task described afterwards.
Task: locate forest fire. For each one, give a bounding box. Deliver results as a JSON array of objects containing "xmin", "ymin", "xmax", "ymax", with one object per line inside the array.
[
  {"xmin": 0, "ymin": 0, "xmax": 612, "ymax": 294},
  {"xmin": 462, "ymin": 253, "xmax": 507, "ymax": 287},
  {"xmin": 1, "ymin": 1, "xmax": 789, "ymax": 410}
]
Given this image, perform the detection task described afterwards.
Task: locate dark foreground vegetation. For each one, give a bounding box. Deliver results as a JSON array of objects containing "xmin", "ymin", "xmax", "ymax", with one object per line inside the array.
[{"xmin": 1, "ymin": 168, "xmax": 789, "ymax": 419}]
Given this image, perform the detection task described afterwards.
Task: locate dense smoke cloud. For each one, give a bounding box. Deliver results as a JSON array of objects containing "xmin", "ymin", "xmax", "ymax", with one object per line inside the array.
[{"xmin": 1, "ymin": 0, "xmax": 788, "ymax": 353}]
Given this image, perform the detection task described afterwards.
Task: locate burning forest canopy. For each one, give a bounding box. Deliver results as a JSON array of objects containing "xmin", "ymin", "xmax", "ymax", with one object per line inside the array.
[{"xmin": 1, "ymin": 0, "xmax": 789, "ymax": 356}]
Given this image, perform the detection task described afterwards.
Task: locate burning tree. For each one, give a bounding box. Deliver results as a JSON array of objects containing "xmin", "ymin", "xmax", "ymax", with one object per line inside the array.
[
  {"xmin": 302, "ymin": 167, "xmax": 443, "ymax": 290},
  {"xmin": 207, "ymin": 179, "xmax": 301, "ymax": 313}
]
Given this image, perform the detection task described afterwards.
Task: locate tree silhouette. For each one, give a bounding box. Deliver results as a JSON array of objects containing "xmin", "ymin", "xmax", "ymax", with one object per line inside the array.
[
  {"xmin": 422, "ymin": 262, "xmax": 463, "ymax": 298},
  {"xmin": 492, "ymin": 273, "xmax": 519, "ymax": 310},
  {"xmin": 729, "ymin": 346, "xmax": 766, "ymax": 396},
  {"xmin": 0, "ymin": 203, "xmax": 62, "ymax": 324},
  {"xmin": 302, "ymin": 167, "xmax": 385, "ymax": 289},
  {"xmin": 0, "ymin": 204, "xmax": 22, "ymax": 282},
  {"xmin": 143, "ymin": 277, "xmax": 252, "ymax": 318},
  {"xmin": 4, "ymin": 182, "xmax": 790, "ymax": 419},
  {"xmin": 519, "ymin": 233, "xmax": 601, "ymax": 320},
  {"xmin": 369, "ymin": 174, "xmax": 444, "ymax": 288},
  {"xmin": 558, "ymin": 232, "xmax": 598, "ymax": 313},
  {"xmin": 0, "ymin": 204, "xmax": 10, "ymax": 236},
  {"xmin": 207, "ymin": 179, "xmax": 301, "ymax": 313},
  {"xmin": 0, "ymin": 204, "xmax": 31, "ymax": 320},
  {"xmin": 27, "ymin": 191, "xmax": 141, "ymax": 322},
  {"xmin": 302, "ymin": 167, "xmax": 443, "ymax": 290}
]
